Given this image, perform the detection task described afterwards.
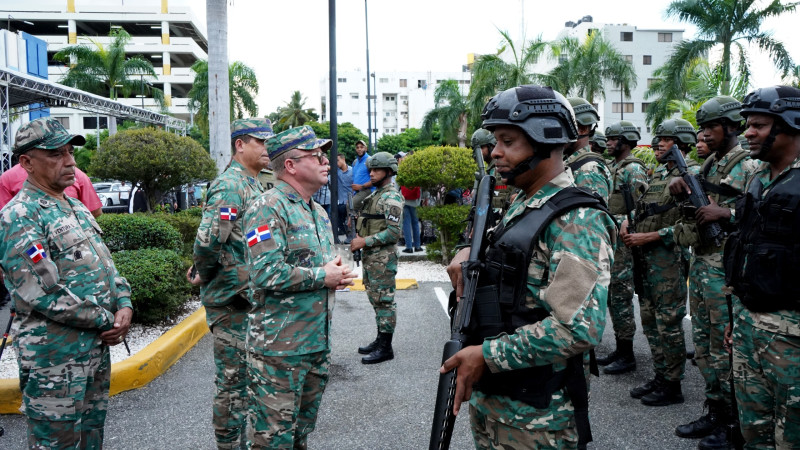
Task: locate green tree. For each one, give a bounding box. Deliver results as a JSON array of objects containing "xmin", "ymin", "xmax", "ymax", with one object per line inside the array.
[
  {"xmin": 544, "ymin": 32, "xmax": 637, "ymax": 104},
  {"xmin": 662, "ymin": 0, "xmax": 796, "ymax": 96},
  {"xmin": 376, "ymin": 127, "xmax": 436, "ymax": 154},
  {"xmin": 421, "ymin": 79, "xmax": 470, "ymax": 147},
  {"xmin": 467, "ymin": 31, "xmax": 548, "ymax": 128},
  {"xmin": 275, "ymin": 91, "xmax": 317, "ymax": 132},
  {"xmin": 89, "ymin": 127, "xmax": 218, "ymax": 211},
  {"xmin": 188, "ymin": 60, "xmax": 259, "ymax": 139},
  {"xmin": 784, "ymin": 64, "xmax": 800, "ymax": 88}
]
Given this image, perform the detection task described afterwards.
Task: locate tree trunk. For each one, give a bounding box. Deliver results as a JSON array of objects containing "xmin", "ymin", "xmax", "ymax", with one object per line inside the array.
[
  {"xmin": 108, "ymin": 117, "xmax": 117, "ymax": 136},
  {"xmin": 207, "ymin": 0, "xmax": 231, "ymax": 175},
  {"xmin": 457, "ymin": 113, "xmax": 468, "ymax": 148}
]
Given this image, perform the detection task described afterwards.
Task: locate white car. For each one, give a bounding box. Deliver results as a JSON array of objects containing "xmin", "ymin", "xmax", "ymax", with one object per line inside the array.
[{"xmin": 93, "ymin": 182, "xmax": 132, "ymax": 206}]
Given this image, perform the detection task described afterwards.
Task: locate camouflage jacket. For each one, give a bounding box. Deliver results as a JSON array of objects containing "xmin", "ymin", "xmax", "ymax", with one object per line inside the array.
[
  {"xmin": 637, "ymin": 163, "xmax": 700, "ymax": 246},
  {"xmin": 243, "ymin": 181, "xmax": 335, "ymax": 356},
  {"xmin": 473, "ymin": 170, "xmax": 617, "ymax": 431},
  {"xmin": 0, "ymin": 181, "xmax": 132, "ymax": 367},
  {"xmin": 357, "ymin": 182, "xmax": 403, "ymax": 251},
  {"xmin": 608, "ymin": 155, "xmax": 649, "ymax": 220},
  {"xmin": 565, "ymin": 145, "xmax": 613, "ymax": 204},
  {"xmin": 193, "ymin": 160, "xmax": 263, "ymax": 307}
]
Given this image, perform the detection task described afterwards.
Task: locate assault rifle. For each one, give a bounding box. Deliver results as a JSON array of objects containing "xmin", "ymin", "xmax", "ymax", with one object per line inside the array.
[
  {"xmin": 346, "ymin": 194, "xmax": 361, "ymax": 266},
  {"xmin": 660, "ymin": 144, "xmax": 724, "ymax": 247},
  {"xmin": 620, "ymin": 182, "xmax": 647, "ymax": 296},
  {"xmin": 429, "ymin": 174, "xmax": 495, "ymax": 450},
  {"xmin": 462, "ymin": 147, "xmax": 488, "ymax": 241}
]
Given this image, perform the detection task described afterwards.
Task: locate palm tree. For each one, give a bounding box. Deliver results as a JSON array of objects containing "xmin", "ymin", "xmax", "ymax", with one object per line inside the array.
[
  {"xmin": 543, "ymin": 32, "xmax": 637, "ymax": 104},
  {"xmin": 663, "ymin": 0, "xmax": 796, "ymax": 96},
  {"xmin": 784, "ymin": 64, "xmax": 800, "ymax": 88},
  {"xmin": 467, "ymin": 31, "xmax": 548, "ymax": 129},
  {"xmin": 276, "ymin": 91, "xmax": 316, "ymax": 131},
  {"xmin": 188, "ymin": 60, "xmax": 259, "ymax": 139},
  {"xmin": 421, "ymin": 80, "xmax": 469, "ymax": 147},
  {"xmin": 54, "ymin": 28, "xmax": 164, "ymax": 134}
]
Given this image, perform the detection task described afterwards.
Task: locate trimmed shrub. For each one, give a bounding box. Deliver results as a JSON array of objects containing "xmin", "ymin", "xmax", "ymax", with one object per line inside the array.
[
  {"xmin": 418, "ymin": 204, "xmax": 470, "ymax": 264},
  {"xmin": 112, "ymin": 248, "xmax": 190, "ymax": 324},
  {"xmin": 152, "ymin": 212, "xmax": 201, "ymax": 247},
  {"xmin": 97, "ymin": 213, "xmax": 181, "ymax": 252}
]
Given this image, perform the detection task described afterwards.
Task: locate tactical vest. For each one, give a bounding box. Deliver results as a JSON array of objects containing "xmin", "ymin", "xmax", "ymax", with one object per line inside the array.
[
  {"xmin": 356, "ymin": 188, "xmax": 389, "ymax": 236},
  {"xmin": 637, "ymin": 166, "xmax": 681, "ymax": 233},
  {"xmin": 724, "ymin": 168, "xmax": 800, "ymax": 312},
  {"xmin": 567, "ymin": 151, "xmax": 608, "ymax": 173},
  {"xmin": 698, "ymin": 148, "xmax": 749, "ymax": 205},
  {"xmin": 471, "ymin": 187, "xmax": 612, "ymax": 409},
  {"xmin": 608, "ymin": 157, "xmax": 646, "ymax": 215}
]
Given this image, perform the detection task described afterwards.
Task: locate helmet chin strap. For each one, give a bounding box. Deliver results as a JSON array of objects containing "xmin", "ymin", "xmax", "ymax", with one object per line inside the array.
[{"xmin": 497, "ymin": 153, "xmax": 548, "ymax": 186}]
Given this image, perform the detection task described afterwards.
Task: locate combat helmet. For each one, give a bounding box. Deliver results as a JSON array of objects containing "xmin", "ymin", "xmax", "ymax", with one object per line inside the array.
[
  {"xmin": 470, "ymin": 128, "xmax": 496, "ymax": 150},
  {"xmin": 605, "ymin": 120, "xmax": 641, "ymax": 142},
  {"xmin": 590, "ymin": 130, "xmax": 607, "ymax": 148},
  {"xmin": 366, "ymin": 151, "xmax": 398, "ymax": 174},
  {"xmin": 567, "ymin": 97, "xmax": 600, "ymax": 128},
  {"xmin": 696, "ymin": 95, "xmax": 744, "ymax": 127},
  {"xmin": 655, "ymin": 118, "xmax": 697, "ymax": 145},
  {"xmin": 741, "ymin": 85, "xmax": 800, "ymax": 132},
  {"xmin": 481, "ymin": 85, "xmax": 578, "ymax": 145}
]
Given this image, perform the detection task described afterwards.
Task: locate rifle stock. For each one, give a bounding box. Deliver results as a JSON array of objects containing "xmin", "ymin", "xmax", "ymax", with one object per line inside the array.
[
  {"xmin": 620, "ymin": 182, "xmax": 647, "ymax": 296},
  {"xmin": 429, "ymin": 174, "xmax": 495, "ymax": 450},
  {"xmin": 660, "ymin": 145, "xmax": 724, "ymax": 246}
]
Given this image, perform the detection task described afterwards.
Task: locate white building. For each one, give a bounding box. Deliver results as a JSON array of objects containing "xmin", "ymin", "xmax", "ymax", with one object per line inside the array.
[
  {"xmin": 320, "ymin": 69, "xmax": 471, "ymax": 142},
  {"xmin": 548, "ymin": 16, "xmax": 683, "ymax": 144},
  {"xmin": 1, "ymin": 0, "xmax": 207, "ymax": 137}
]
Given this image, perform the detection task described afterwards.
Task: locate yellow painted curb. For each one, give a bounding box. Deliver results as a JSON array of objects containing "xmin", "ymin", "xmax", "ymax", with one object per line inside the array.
[
  {"xmin": 347, "ymin": 279, "xmax": 418, "ymax": 291},
  {"xmin": 0, "ymin": 307, "xmax": 210, "ymax": 414}
]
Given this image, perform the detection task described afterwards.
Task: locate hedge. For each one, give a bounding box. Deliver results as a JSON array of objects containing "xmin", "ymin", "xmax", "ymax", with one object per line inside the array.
[{"xmin": 97, "ymin": 213, "xmax": 181, "ymax": 253}]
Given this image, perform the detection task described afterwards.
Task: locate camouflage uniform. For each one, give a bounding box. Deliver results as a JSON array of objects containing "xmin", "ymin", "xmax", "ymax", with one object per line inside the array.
[
  {"xmin": 258, "ymin": 168, "xmax": 277, "ymax": 191},
  {"xmin": 0, "ymin": 181, "xmax": 132, "ymax": 449},
  {"xmin": 470, "ymin": 170, "xmax": 616, "ymax": 448},
  {"xmin": 731, "ymin": 157, "xmax": 800, "ymax": 448},
  {"xmin": 565, "ymin": 145, "xmax": 613, "ymax": 203},
  {"xmin": 243, "ymin": 176, "xmax": 335, "ymax": 449},
  {"xmin": 606, "ymin": 157, "xmax": 649, "ymax": 346},
  {"xmin": 487, "ymin": 161, "xmax": 516, "ymax": 214},
  {"xmin": 194, "ymin": 156, "xmax": 265, "ymax": 448},
  {"xmin": 357, "ymin": 183, "xmax": 404, "ymax": 333},
  {"xmin": 674, "ymin": 146, "xmax": 756, "ymax": 410}
]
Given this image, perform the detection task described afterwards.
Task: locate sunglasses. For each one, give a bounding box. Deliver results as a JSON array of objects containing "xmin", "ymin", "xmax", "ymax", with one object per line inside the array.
[{"xmin": 290, "ymin": 151, "xmax": 327, "ymax": 164}]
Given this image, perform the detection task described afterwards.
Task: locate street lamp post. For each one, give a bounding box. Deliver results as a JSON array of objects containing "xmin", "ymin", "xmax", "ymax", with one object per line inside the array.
[{"xmin": 365, "ymin": 0, "xmax": 372, "ymax": 152}]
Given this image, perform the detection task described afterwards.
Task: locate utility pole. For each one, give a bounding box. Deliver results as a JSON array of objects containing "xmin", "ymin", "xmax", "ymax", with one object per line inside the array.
[{"xmin": 365, "ymin": 0, "xmax": 372, "ymax": 152}]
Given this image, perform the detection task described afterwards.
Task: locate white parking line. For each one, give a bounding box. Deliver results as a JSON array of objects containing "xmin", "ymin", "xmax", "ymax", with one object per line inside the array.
[{"xmin": 434, "ymin": 287, "xmax": 449, "ymax": 316}]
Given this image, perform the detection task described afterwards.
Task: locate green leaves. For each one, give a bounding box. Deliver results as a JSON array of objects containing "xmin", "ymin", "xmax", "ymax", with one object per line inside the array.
[
  {"xmin": 395, "ymin": 146, "xmax": 476, "ymax": 200},
  {"xmin": 112, "ymin": 248, "xmax": 189, "ymax": 324}
]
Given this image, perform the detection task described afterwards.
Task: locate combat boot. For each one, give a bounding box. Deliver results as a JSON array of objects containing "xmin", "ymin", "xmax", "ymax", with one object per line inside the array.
[
  {"xmin": 641, "ymin": 380, "xmax": 684, "ymax": 406},
  {"xmin": 675, "ymin": 400, "xmax": 723, "ymax": 438},
  {"xmin": 697, "ymin": 424, "xmax": 734, "ymax": 450},
  {"xmin": 358, "ymin": 332, "xmax": 381, "ymax": 355},
  {"xmin": 630, "ymin": 377, "xmax": 661, "ymax": 399},
  {"xmin": 603, "ymin": 339, "xmax": 636, "ymax": 374},
  {"xmin": 362, "ymin": 332, "xmax": 394, "ymax": 364},
  {"xmin": 596, "ymin": 349, "xmax": 620, "ymax": 366}
]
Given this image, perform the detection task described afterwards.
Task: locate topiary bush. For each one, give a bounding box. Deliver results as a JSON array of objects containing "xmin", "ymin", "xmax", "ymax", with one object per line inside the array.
[
  {"xmin": 112, "ymin": 248, "xmax": 190, "ymax": 324},
  {"xmin": 418, "ymin": 204, "xmax": 470, "ymax": 264},
  {"xmin": 97, "ymin": 213, "xmax": 181, "ymax": 253},
  {"xmin": 152, "ymin": 211, "xmax": 201, "ymax": 257}
]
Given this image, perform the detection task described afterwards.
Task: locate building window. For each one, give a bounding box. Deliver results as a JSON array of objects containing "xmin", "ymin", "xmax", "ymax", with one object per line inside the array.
[
  {"xmin": 336, "ymin": 94, "xmax": 342, "ymax": 99},
  {"xmin": 625, "ymin": 55, "xmax": 633, "ymax": 63},
  {"xmin": 641, "ymin": 103, "xmax": 651, "ymax": 113},
  {"xmin": 400, "ymin": 95, "xmax": 408, "ymax": 100},
  {"xmin": 350, "ymin": 93, "xmax": 359, "ymax": 99},
  {"xmin": 647, "ymin": 78, "xmax": 658, "ymax": 88},
  {"xmin": 643, "ymin": 55, "xmax": 652, "ymax": 65},
  {"xmin": 379, "ymin": 77, "xmax": 388, "ymax": 83},
  {"xmin": 459, "ymin": 79, "xmax": 470, "ymax": 85},
  {"xmin": 399, "ymin": 79, "xmax": 407, "ymax": 87},
  {"xmin": 620, "ymin": 32, "xmax": 633, "ymax": 42},
  {"xmin": 400, "ymin": 128, "xmax": 406, "ymax": 132},
  {"xmin": 54, "ymin": 116, "xmax": 70, "ymax": 128},
  {"xmin": 612, "ymin": 103, "xmax": 634, "ymax": 114},
  {"xmin": 337, "ymin": 77, "xmax": 347, "ymax": 82},
  {"xmin": 352, "ymin": 111, "xmax": 359, "ymax": 115},
  {"xmin": 418, "ymin": 80, "xmax": 427, "ymax": 88},
  {"xmin": 658, "ymin": 32, "xmax": 673, "ymax": 42},
  {"xmin": 83, "ymin": 117, "xmax": 108, "ymax": 129},
  {"xmin": 337, "ymin": 112, "xmax": 343, "ymax": 116},
  {"xmin": 385, "ymin": 95, "xmax": 395, "ymax": 101}
]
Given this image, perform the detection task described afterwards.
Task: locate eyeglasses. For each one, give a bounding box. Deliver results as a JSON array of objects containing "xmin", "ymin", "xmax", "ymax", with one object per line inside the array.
[{"xmin": 290, "ymin": 151, "xmax": 327, "ymax": 164}]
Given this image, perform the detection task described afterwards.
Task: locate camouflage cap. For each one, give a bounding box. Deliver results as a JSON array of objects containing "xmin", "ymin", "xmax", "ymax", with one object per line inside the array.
[
  {"xmin": 231, "ymin": 117, "xmax": 275, "ymax": 140},
  {"xmin": 266, "ymin": 125, "xmax": 332, "ymax": 159},
  {"xmin": 14, "ymin": 117, "xmax": 86, "ymax": 156}
]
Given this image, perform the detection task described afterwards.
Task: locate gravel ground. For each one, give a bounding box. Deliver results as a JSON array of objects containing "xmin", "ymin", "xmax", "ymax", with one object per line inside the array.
[{"xmin": 0, "ymin": 261, "xmax": 449, "ymax": 379}]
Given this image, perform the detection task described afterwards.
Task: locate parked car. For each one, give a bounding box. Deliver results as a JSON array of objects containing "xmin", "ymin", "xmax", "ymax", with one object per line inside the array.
[{"xmin": 93, "ymin": 182, "xmax": 132, "ymax": 206}]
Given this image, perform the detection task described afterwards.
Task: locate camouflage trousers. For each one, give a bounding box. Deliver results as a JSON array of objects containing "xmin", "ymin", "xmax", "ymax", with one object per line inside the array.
[
  {"xmin": 246, "ymin": 350, "xmax": 330, "ymax": 449},
  {"xmin": 362, "ymin": 246, "xmax": 398, "ymax": 334},
  {"xmin": 607, "ymin": 244, "xmax": 637, "ymax": 342},
  {"xmin": 469, "ymin": 403, "xmax": 578, "ymax": 449},
  {"xmin": 640, "ymin": 244, "xmax": 687, "ymax": 382},
  {"xmin": 206, "ymin": 305, "xmax": 249, "ymax": 449},
  {"xmin": 19, "ymin": 345, "xmax": 110, "ymax": 449},
  {"xmin": 688, "ymin": 255, "xmax": 731, "ymax": 406},
  {"xmin": 733, "ymin": 320, "xmax": 800, "ymax": 449}
]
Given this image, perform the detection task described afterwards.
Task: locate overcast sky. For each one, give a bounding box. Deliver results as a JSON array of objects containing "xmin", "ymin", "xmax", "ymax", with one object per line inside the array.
[{"xmin": 184, "ymin": 0, "xmax": 799, "ymax": 118}]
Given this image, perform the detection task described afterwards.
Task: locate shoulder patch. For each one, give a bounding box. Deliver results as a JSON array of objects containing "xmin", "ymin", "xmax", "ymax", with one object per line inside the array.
[
  {"xmin": 26, "ymin": 242, "xmax": 47, "ymax": 263},
  {"xmin": 220, "ymin": 207, "xmax": 238, "ymax": 221},
  {"xmin": 246, "ymin": 224, "xmax": 272, "ymax": 247}
]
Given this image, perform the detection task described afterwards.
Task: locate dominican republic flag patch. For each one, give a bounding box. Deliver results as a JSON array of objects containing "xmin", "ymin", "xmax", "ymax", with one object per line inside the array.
[
  {"xmin": 26, "ymin": 243, "xmax": 47, "ymax": 263},
  {"xmin": 246, "ymin": 225, "xmax": 272, "ymax": 247},
  {"xmin": 220, "ymin": 207, "xmax": 238, "ymax": 221}
]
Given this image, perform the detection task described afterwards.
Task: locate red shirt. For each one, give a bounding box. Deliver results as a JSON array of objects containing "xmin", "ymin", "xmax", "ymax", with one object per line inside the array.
[
  {"xmin": 400, "ymin": 186, "xmax": 420, "ymax": 201},
  {"xmin": 0, "ymin": 164, "xmax": 103, "ymax": 211}
]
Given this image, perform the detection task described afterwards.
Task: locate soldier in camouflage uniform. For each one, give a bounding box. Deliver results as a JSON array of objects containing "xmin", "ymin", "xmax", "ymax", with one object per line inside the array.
[
  {"xmin": 598, "ymin": 120, "xmax": 649, "ymax": 375},
  {"xmin": 726, "ymin": 85, "xmax": 800, "ymax": 449},
  {"xmin": 258, "ymin": 167, "xmax": 277, "ymax": 191},
  {"xmin": 622, "ymin": 119, "xmax": 699, "ymax": 407},
  {"xmin": 0, "ymin": 118, "xmax": 133, "ymax": 449},
  {"xmin": 589, "ymin": 130, "xmax": 607, "ymax": 155},
  {"xmin": 351, "ymin": 152, "xmax": 404, "ymax": 364},
  {"xmin": 669, "ymin": 96, "xmax": 758, "ymax": 448},
  {"xmin": 242, "ymin": 125, "xmax": 353, "ymax": 449},
  {"xmin": 444, "ymin": 85, "xmax": 616, "ymax": 449},
  {"xmin": 471, "ymin": 128, "xmax": 515, "ymax": 215},
  {"xmin": 189, "ymin": 118, "xmax": 274, "ymax": 449},
  {"xmin": 565, "ymin": 97, "xmax": 613, "ymax": 203}
]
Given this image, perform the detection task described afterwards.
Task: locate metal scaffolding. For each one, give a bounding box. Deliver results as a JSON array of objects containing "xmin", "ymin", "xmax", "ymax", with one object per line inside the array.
[{"xmin": 0, "ymin": 68, "xmax": 188, "ymax": 171}]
